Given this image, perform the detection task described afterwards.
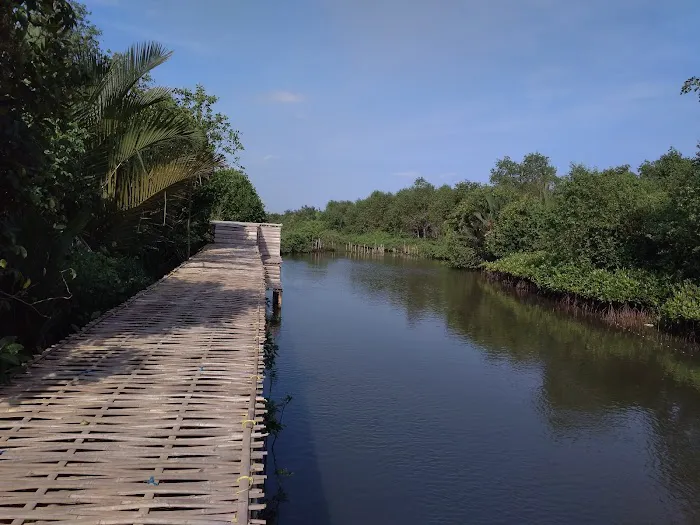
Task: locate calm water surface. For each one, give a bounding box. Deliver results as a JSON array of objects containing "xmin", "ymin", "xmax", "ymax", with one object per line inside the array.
[{"xmin": 267, "ymin": 254, "xmax": 700, "ymax": 525}]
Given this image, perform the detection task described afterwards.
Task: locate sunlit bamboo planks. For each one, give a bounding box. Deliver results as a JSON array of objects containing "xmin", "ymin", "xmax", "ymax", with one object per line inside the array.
[
  {"xmin": 212, "ymin": 222, "xmax": 282, "ymax": 292},
  {"xmin": 0, "ymin": 244, "xmax": 269, "ymax": 525}
]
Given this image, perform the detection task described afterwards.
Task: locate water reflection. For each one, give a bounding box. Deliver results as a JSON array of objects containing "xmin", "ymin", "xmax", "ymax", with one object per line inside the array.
[
  {"xmin": 276, "ymin": 254, "xmax": 700, "ymax": 524},
  {"xmin": 349, "ymin": 257, "xmax": 700, "ymax": 521}
]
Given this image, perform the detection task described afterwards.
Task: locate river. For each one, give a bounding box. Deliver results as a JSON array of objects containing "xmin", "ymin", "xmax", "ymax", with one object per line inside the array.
[{"xmin": 266, "ymin": 254, "xmax": 700, "ymax": 525}]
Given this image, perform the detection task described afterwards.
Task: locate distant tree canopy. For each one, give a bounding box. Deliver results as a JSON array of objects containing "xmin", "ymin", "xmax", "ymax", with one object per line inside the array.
[
  {"xmin": 275, "ymin": 153, "xmax": 559, "ymax": 242},
  {"xmin": 276, "ymin": 138, "xmax": 700, "ymax": 327},
  {"xmin": 489, "ymin": 152, "xmax": 558, "ymax": 198}
]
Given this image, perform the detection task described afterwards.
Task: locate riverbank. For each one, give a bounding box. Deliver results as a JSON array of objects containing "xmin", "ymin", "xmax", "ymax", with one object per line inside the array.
[
  {"xmin": 277, "ymin": 223, "xmax": 700, "ymax": 341},
  {"xmin": 280, "ymin": 228, "xmax": 450, "ymax": 260},
  {"xmin": 483, "ymin": 251, "xmax": 700, "ymax": 340}
]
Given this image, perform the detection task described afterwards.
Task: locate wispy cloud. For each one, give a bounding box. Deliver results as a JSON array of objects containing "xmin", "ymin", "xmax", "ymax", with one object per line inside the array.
[
  {"xmin": 262, "ymin": 154, "xmax": 277, "ymax": 161},
  {"xmin": 263, "ymin": 91, "xmax": 305, "ymax": 104}
]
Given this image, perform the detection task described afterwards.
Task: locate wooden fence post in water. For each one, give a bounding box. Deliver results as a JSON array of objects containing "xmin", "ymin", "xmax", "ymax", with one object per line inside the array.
[{"xmin": 273, "ymin": 289, "xmax": 282, "ymax": 311}]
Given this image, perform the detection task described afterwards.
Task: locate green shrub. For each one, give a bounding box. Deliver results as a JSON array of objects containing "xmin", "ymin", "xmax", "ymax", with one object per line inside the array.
[
  {"xmin": 0, "ymin": 336, "xmax": 30, "ymax": 380},
  {"xmin": 487, "ymin": 196, "xmax": 548, "ymax": 257},
  {"xmin": 484, "ymin": 252, "xmax": 669, "ymax": 307},
  {"xmin": 279, "ymin": 220, "xmax": 327, "ymax": 253},
  {"xmin": 194, "ymin": 169, "xmax": 266, "ymax": 223},
  {"xmin": 482, "ymin": 251, "xmax": 546, "ymax": 278},
  {"xmin": 419, "ymin": 239, "xmax": 450, "ymax": 260},
  {"xmin": 69, "ymin": 250, "xmax": 152, "ymax": 323},
  {"xmin": 541, "ymin": 165, "xmax": 654, "ymax": 269},
  {"xmin": 446, "ymin": 231, "xmax": 482, "ymax": 269},
  {"xmin": 279, "ymin": 222, "xmax": 444, "ymax": 256},
  {"xmin": 343, "ymin": 231, "xmax": 399, "ymax": 249},
  {"xmin": 660, "ymin": 281, "xmax": 700, "ymax": 322},
  {"xmin": 281, "ymin": 232, "xmax": 312, "ymax": 254}
]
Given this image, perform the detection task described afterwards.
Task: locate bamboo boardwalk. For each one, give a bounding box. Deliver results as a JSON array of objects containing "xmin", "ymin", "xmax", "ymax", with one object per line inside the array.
[{"xmin": 0, "ymin": 222, "xmax": 282, "ymax": 525}]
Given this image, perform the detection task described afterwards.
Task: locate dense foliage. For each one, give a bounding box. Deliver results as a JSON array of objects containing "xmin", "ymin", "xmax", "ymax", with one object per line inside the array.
[
  {"xmin": 0, "ymin": 1, "xmax": 264, "ymax": 374},
  {"xmin": 195, "ymin": 169, "xmax": 266, "ymax": 223},
  {"xmin": 276, "ymin": 146, "xmax": 700, "ymax": 331}
]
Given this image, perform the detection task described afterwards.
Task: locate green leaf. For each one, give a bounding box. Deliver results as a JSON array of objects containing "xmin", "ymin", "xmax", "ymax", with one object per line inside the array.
[
  {"xmin": 4, "ymin": 343, "xmax": 23, "ymax": 354},
  {"xmin": 0, "ymin": 336, "xmax": 17, "ymax": 349},
  {"xmin": 22, "ymin": 278, "xmax": 31, "ymax": 289},
  {"xmin": 0, "ymin": 259, "xmax": 6, "ymax": 269},
  {"xmin": 0, "ymin": 353, "xmax": 20, "ymax": 365}
]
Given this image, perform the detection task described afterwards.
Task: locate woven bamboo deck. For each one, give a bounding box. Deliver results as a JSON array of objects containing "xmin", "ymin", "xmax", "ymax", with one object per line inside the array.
[
  {"xmin": 211, "ymin": 222, "xmax": 282, "ymax": 292},
  {"xmin": 0, "ymin": 242, "xmax": 271, "ymax": 525}
]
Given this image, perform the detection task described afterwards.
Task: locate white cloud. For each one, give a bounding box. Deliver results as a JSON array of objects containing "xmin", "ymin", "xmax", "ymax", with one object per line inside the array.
[
  {"xmin": 262, "ymin": 154, "xmax": 277, "ymax": 161},
  {"xmin": 264, "ymin": 91, "xmax": 305, "ymax": 104}
]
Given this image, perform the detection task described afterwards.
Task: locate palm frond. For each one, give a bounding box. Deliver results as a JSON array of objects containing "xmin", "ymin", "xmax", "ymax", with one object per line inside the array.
[
  {"xmin": 485, "ymin": 194, "xmax": 497, "ymax": 214},
  {"xmin": 78, "ymin": 42, "xmax": 173, "ymax": 126},
  {"xmin": 115, "ymin": 154, "xmax": 220, "ymax": 211},
  {"xmin": 108, "ymin": 87, "xmax": 175, "ymax": 121},
  {"xmin": 105, "ymin": 111, "xmax": 205, "ymax": 188},
  {"xmin": 97, "ymin": 42, "xmax": 172, "ymax": 114}
]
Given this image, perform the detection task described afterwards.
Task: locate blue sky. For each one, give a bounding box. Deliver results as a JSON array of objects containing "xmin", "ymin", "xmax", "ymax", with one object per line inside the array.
[{"xmin": 83, "ymin": 0, "xmax": 699, "ymax": 212}]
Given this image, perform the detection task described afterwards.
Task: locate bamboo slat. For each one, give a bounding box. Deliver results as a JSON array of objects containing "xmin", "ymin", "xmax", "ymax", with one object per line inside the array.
[
  {"xmin": 212, "ymin": 222, "xmax": 282, "ymax": 291},
  {"xmin": 0, "ymin": 243, "xmax": 270, "ymax": 525}
]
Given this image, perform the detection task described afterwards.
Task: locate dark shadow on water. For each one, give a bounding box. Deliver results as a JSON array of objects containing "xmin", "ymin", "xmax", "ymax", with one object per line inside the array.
[{"xmin": 263, "ymin": 285, "xmax": 332, "ymax": 525}]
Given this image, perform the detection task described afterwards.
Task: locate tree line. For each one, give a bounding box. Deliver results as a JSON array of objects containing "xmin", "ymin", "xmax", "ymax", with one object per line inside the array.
[
  {"xmin": 272, "ymin": 103, "xmax": 700, "ymax": 331},
  {"xmin": 1, "ymin": 0, "xmax": 266, "ymax": 373}
]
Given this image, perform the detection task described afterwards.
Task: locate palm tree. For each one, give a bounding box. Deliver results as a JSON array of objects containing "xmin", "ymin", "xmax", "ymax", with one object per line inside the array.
[
  {"xmin": 75, "ymin": 42, "xmax": 221, "ymax": 212},
  {"xmin": 57, "ymin": 41, "xmax": 223, "ymax": 256},
  {"xmin": 454, "ymin": 194, "xmax": 501, "ymax": 245}
]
